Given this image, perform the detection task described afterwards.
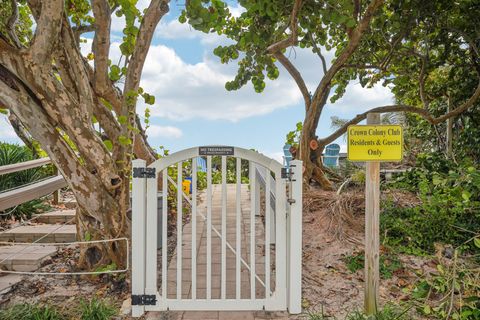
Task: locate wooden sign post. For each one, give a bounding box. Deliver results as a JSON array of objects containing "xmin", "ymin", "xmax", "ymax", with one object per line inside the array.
[
  {"xmin": 347, "ymin": 113, "xmax": 403, "ymax": 315},
  {"xmin": 364, "ymin": 113, "xmax": 380, "ymax": 314}
]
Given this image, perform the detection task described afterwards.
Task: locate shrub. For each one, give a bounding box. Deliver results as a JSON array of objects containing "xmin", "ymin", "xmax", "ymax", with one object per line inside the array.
[
  {"xmin": 382, "ymin": 153, "xmax": 480, "ymax": 254},
  {"xmin": 306, "ymin": 304, "xmax": 410, "ymax": 320},
  {"xmin": 343, "ymin": 251, "xmax": 403, "ymax": 280},
  {"xmin": 409, "ymin": 250, "xmax": 480, "ymax": 320}
]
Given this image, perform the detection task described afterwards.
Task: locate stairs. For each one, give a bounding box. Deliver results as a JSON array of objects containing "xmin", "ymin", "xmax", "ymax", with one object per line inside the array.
[
  {"xmin": 34, "ymin": 209, "xmax": 76, "ymax": 224},
  {"xmin": 0, "ymin": 209, "xmax": 77, "ymax": 276},
  {"xmin": 0, "ymin": 245, "xmax": 57, "ymax": 272},
  {"xmin": 0, "ymin": 224, "xmax": 76, "ymax": 243}
]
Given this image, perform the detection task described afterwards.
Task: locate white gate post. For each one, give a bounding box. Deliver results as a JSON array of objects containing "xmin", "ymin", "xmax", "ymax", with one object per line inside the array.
[
  {"xmin": 132, "ymin": 159, "xmax": 147, "ymax": 318},
  {"xmin": 288, "ymin": 160, "xmax": 303, "ymax": 314}
]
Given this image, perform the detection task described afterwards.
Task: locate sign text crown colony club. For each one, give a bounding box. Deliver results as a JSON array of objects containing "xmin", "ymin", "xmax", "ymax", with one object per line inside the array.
[{"xmin": 347, "ymin": 125, "xmax": 403, "ymax": 162}]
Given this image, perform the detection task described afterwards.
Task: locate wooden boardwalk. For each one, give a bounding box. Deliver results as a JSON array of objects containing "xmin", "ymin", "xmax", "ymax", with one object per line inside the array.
[{"xmin": 149, "ymin": 184, "xmax": 287, "ymax": 320}]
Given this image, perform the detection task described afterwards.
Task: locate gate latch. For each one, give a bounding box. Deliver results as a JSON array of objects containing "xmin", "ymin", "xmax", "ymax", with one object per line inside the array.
[
  {"xmin": 133, "ymin": 167, "xmax": 156, "ymax": 179},
  {"xmin": 281, "ymin": 168, "xmax": 291, "ymax": 180},
  {"xmin": 281, "ymin": 165, "xmax": 296, "ymax": 181},
  {"xmin": 131, "ymin": 294, "xmax": 157, "ymax": 306}
]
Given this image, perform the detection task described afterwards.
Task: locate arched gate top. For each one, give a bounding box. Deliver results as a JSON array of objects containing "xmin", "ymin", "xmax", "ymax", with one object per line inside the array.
[{"xmin": 148, "ymin": 145, "xmax": 283, "ymax": 174}]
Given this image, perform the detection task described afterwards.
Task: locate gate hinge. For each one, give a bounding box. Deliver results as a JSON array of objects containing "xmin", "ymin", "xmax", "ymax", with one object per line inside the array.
[
  {"xmin": 133, "ymin": 167, "xmax": 156, "ymax": 179},
  {"xmin": 131, "ymin": 294, "xmax": 157, "ymax": 306}
]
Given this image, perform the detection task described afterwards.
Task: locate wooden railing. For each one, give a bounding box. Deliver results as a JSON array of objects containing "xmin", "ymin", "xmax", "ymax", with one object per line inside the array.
[{"xmin": 0, "ymin": 158, "xmax": 67, "ymax": 211}]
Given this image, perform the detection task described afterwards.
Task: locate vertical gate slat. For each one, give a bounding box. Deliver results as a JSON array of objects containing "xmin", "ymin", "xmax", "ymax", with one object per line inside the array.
[
  {"xmin": 206, "ymin": 155, "xmax": 212, "ymax": 300},
  {"xmin": 265, "ymin": 170, "xmax": 271, "ymax": 299},
  {"xmin": 235, "ymin": 158, "xmax": 242, "ymax": 300},
  {"xmin": 177, "ymin": 162, "xmax": 183, "ymax": 299},
  {"xmin": 221, "ymin": 156, "xmax": 227, "ymax": 299},
  {"xmin": 275, "ymin": 173, "xmax": 287, "ymax": 308},
  {"xmin": 191, "ymin": 158, "xmax": 197, "ymax": 300},
  {"xmin": 249, "ymin": 163, "xmax": 256, "ymax": 300},
  {"xmin": 162, "ymin": 169, "xmax": 168, "ymax": 301}
]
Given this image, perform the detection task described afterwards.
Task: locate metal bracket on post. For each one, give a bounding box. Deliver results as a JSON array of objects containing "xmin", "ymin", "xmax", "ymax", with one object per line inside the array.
[
  {"xmin": 283, "ymin": 164, "xmax": 297, "ymax": 205},
  {"xmin": 282, "ymin": 164, "xmax": 297, "ymax": 181},
  {"xmin": 133, "ymin": 167, "xmax": 156, "ymax": 179},
  {"xmin": 131, "ymin": 295, "xmax": 157, "ymax": 306}
]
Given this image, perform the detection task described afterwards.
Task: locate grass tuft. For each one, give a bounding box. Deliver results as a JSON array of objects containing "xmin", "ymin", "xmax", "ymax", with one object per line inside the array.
[
  {"xmin": 79, "ymin": 297, "xmax": 117, "ymax": 320},
  {"xmin": 0, "ymin": 303, "xmax": 61, "ymax": 320}
]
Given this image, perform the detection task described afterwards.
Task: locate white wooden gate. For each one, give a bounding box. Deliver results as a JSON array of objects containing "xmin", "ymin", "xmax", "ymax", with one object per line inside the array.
[{"xmin": 131, "ymin": 146, "xmax": 302, "ymax": 317}]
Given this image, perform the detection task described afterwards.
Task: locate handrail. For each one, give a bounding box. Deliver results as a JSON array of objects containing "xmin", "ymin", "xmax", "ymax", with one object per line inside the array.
[
  {"xmin": 0, "ymin": 158, "xmax": 52, "ymax": 175},
  {"xmin": 0, "ymin": 175, "xmax": 67, "ymax": 211},
  {"xmin": 0, "ymin": 157, "xmax": 67, "ymax": 212}
]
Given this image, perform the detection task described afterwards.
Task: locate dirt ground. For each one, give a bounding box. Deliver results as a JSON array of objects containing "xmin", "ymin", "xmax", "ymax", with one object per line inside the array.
[
  {"xmin": 0, "ymin": 188, "xmax": 437, "ymax": 319},
  {"xmin": 300, "ymin": 188, "xmax": 432, "ymax": 319}
]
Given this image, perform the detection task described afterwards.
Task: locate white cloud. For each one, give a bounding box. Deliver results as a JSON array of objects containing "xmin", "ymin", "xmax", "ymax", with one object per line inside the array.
[
  {"xmin": 229, "ymin": 4, "xmax": 246, "ymax": 18},
  {"xmin": 146, "ymin": 124, "xmax": 183, "ymax": 139},
  {"xmin": 137, "ymin": 44, "xmax": 301, "ymax": 122},
  {"xmin": 80, "ymin": 18, "xmax": 392, "ymax": 128},
  {"xmin": 155, "ymin": 19, "xmax": 229, "ymax": 46},
  {"xmin": 110, "ymin": 0, "xmax": 151, "ymax": 32},
  {"xmin": 326, "ymin": 82, "xmax": 394, "ymax": 115}
]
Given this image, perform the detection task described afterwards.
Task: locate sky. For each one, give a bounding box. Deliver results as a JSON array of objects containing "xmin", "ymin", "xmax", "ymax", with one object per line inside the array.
[{"xmin": 0, "ymin": 1, "xmax": 394, "ymax": 163}]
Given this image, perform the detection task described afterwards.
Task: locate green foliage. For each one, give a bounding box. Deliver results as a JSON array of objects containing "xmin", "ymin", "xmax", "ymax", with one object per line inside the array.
[
  {"xmin": 344, "ymin": 305, "xmax": 409, "ymax": 320},
  {"xmin": 0, "ymin": 299, "xmax": 118, "ymax": 320},
  {"xmin": 0, "ymin": 0, "xmax": 33, "ymax": 46},
  {"xmin": 79, "ymin": 297, "xmax": 117, "ymax": 320},
  {"xmin": 190, "ymin": 157, "xmax": 250, "ymax": 191},
  {"xmin": 343, "ymin": 251, "xmax": 403, "ymax": 280},
  {"xmin": 0, "ymin": 303, "xmax": 61, "ymax": 320},
  {"xmin": 94, "ymin": 262, "xmax": 117, "ymax": 274},
  {"xmin": 408, "ymin": 252, "xmax": 480, "ymax": 320},
  {"xmin": 0, "ymin": 143, "xmax": 50, "ymax": 219},
  {"xmin": 382, "ymin": 153, "xmax": 480, "ymax": 254},
  {"xmin": 285, "ymin": 121, "xmax": 302, "ymax": 148},
  {"xmin": 306, "ymin": 304, "xmax": 410, "ymax": 320}
]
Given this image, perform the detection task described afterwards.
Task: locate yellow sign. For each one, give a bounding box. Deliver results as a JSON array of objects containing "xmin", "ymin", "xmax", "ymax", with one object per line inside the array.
[
  {"xmin": 347, "ymin": 125, "xmax": 403, "ymax": 161},
  {"xmin": 182, "ymin": 180, "xmax": 191, "ymax": 195}
]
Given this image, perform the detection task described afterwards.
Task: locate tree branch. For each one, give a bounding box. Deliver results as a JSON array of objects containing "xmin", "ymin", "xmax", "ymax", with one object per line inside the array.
[
  {"xmin": 273, "ymin": 51, "xmax": 311, "ymax": 107},
  {"xmin": 92, "ymin": 0, "xmax": 111, "ymax": 93},
  {"xmin": 92, "ymin": 97, "xmax": 121, "ymax": 141},
  {"xmin": 6, "ymin": 0, "xmax": 22, "ymax": 48},
  {"xmin": 28, "ymin": 0, "xmax": 64, "ymax": 65},
  {"xmin": 418, "ymin": 50, "xmax": 429, "ymax": 109},
  {"xmin": 72, "ymin": 24, "xmax": 95, "ymax": 45},
  {"xmin": 318, "ymin": 81, "xmax": 480, "ymax": 146},
  {"xmin": 433, "ymin": 82, "xmax": 480, "ymax": 123},
  {"xmin": 123, "ymin": 0, "xmax": 169, "ymax": 97},
  {"xmin": 308, "ymin": 0, "xmax": 384, "ymax": 128},
  {"xmin": 266, "ymin": 0, "xmax": 302, "ymax": 54},
  {"xmin": 8, "ymin": 112, "xmax": 37, "ymax": 153},
  {"xmin": 308, "ymin": 32, "xmax": 328, "ymax": 74}
]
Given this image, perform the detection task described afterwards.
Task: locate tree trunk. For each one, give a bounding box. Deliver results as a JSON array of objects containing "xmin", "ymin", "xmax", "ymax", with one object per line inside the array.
[
  {"xmin": 446, "ymin": 96, "xmax": 453, "ymax": 158},
  {"xmin": 298, "ymin": 113, "xmax": 334, "ymax": 190},
  {"xmin": 0, "ymin": 0, "xmax": 169, "ymax": 270}
]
